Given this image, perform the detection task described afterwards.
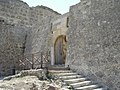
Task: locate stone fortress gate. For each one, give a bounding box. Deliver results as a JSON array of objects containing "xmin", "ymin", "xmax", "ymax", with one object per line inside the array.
[
  {"xmin": 50, "ymin": 13, "xmax": 69, "ymax": 65},
  {"xmin": 0, "ymin": 0, "xmax": 120, "ymax": 89}
]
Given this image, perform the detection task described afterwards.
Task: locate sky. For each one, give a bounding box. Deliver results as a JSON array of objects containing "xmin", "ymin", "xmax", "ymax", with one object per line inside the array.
[{"xmin": 22, "ymin": 0, "xmax": 80, "ymax": 14}]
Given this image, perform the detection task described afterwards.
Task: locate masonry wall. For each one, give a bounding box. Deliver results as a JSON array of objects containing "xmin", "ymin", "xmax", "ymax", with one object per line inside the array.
[
  {"xmin": 66, "ymin": 0, "xmax": 120, "ymax": 89},
  {"xmin": 25, "ymin": 7, "xmax": 60, "ymax": 67},
  {"xmin": 29, "ymin": 6, "xmax": 60, "ymax": 26},
  {"xmin": 0, "ymin": 0, "xmax": 30, "ymax": 26},
  {"xmin": 0, "ymin": 20, "xmax": 28, "ymax": 76},
  {"xmin": 0, "ymin": 0, "xmax": 60, "ymax": 74},
  {"xmin": 0, "ymin": 0, "xmax": 60, "ymax": 27},
  {"xmin": 27, "ymin": 6, "xmax": 60, "ymax": 53}
]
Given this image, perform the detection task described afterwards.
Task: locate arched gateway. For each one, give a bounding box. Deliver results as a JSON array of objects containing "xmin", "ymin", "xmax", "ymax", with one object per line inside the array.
[{"xmin": 50, "ymin": 13, "xmax": 69, "ymax": 66}]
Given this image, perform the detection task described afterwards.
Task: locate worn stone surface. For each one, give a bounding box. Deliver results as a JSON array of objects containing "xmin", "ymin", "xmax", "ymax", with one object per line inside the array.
[
  {"xmin": 3, "ymin": 69, "xmax": 47, "ymax": 81},
  {"xmin": 0, "ymin": 0, "xmax": 30, "ymax": 26},
  {"xmin": 0, "ymin": 69, "xmax": 70, "ymax": 90},
  {"xmin": 0, "ymin": 0, "xmax": 60, "ymax": 27},
  {"xmin": 0, "ymin": 76, "xmax": 50, "ymax": 90},
  {"xmin": 66, "ymin": 0, "xmax": 120, "ymax": 89},
  {"xmin": 0, "ymin": 0, "xmax": 60, "ymax": 76},
  {"xmin": 0, "ymin": 20, "xmax": 28, "ymax": 76},
  {"xmin": 25, "ymin": 7, "xmax": 60, "ymax": 68}
]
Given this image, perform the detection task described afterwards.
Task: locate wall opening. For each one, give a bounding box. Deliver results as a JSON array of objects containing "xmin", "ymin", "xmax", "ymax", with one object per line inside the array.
[{"xmin": 54, "ymin": 35, "xmax": 67, "ymax": 65}]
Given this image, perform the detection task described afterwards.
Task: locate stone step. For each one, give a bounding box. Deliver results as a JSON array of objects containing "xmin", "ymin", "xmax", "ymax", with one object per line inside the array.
[
  {"xmin": 64, "ymin": 78, "xmax": 86, "ymax": 84},
  {"xmin": 75, "ymin": 85, "xmax": 98, "ymax": 90},
  {"xmin": 59, "ymin": 75, "xmax": 82, "ymax": 80},
  {"xmin": 48, "ymin": 67, "xmax": 69, "ymax": 70},
  {"xmin": 48, "ymin": 65, "xmax": 69, "ymax": 70},
  {"xmin": 48, "ymin": 66, "xmax": 104, "ymax": 90},
  {"xmin": 56, "ymin": 72, "xmax": 77, "ymax": 76},
  {"xmin": 93, "ymin": 88, "xmax": 104, "ymax": 90},
  {"xmin": 48, "ymin": 64, "xmax": 65, "ymax": 67},
  {"xmin": 70, "ymin": 81, "xmax": 91, "ymax": 88},
  {"xmin": 48, "ymin": 70, "xmax": 71, "ymax": 73}
]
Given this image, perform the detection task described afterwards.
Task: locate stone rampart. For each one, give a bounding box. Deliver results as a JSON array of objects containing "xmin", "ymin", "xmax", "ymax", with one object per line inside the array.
[{"xmin": 66, "ymin": 0, "xmax": 120, "ymax": 89}]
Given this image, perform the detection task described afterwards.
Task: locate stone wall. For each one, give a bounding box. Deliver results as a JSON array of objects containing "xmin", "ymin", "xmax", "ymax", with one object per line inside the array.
[
  {"xmin": 0, "ymin": 0, "xmax": 61, "ymax": 73},
  {"xmin": 29, "ymin": 6, "xmax": 60, "ymax": 26},
  {"xmin": 66, "ymin": 0, "xmax": 120, "ymax": 89},
  {"xmin": 0, "ymin": 0, "xmax": 30, "ymax": 26},
  {"xmin": 26, "ymin": 6, "xmax": 60, "ymax": 54},
  {"xmin": 0, "ymin": 0, "xmax": 60, "ymax": 27},
  {"xmin": 25, "ymin": 6, "xmax": 60, "ymax": 67},
  {"xmin": 0, "ymin": 19, "xmax": 28, "ymax": 76}
]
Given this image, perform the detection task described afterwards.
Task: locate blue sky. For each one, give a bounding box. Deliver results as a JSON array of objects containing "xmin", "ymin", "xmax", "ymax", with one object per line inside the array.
[{"xmin": 22, "ymin": 0, "xmax": 80, "ymax": 14}]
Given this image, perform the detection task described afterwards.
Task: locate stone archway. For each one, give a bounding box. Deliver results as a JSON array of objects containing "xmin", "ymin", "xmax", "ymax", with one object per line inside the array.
[{"xmin": 54, "ymin": 35, "xmax": 67, "ymax": 65}]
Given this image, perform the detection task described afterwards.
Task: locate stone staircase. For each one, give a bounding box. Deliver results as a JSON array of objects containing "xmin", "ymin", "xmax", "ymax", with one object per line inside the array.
[{"xmin": 48, "ymin": 65, "xmax": 105, "ymax": 90}]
